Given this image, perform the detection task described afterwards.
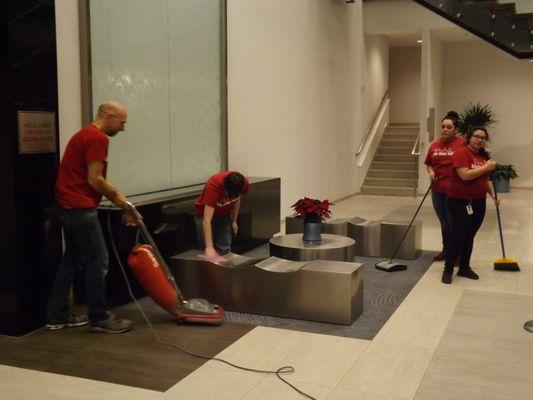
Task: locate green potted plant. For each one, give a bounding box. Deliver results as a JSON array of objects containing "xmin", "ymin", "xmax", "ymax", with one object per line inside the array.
[
  {"xmin": 493, "ymin": 164, "xmax": 518, "ymax": 193},
  {"xmin": 460, "ymin": 102, "xmax": 498, "ymax": 134}
]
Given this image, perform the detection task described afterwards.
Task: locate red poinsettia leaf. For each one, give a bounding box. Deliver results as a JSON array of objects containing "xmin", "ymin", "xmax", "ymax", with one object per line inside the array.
[{"xmin": 291, "ymin": 197, "xmax": 333, "ymax": 220}]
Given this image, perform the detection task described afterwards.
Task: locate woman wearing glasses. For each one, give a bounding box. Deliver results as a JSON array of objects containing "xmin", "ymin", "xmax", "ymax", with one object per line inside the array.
[
  {"xmin": 425, "ymin": 111, "xmax": 466, "ymax": 262},
  {"xmin": 441, "ymin": 126, "xmax": 499, "ymax": 284}
]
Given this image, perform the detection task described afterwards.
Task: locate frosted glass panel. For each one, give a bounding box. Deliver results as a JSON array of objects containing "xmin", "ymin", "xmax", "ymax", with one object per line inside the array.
[
  {"xmin": 89, "ymin": 0, "xmax": 223, "ymax": 195},
  {"xmin": 168, "ymin": 0, "xmax": 223, "ymax": 187}
]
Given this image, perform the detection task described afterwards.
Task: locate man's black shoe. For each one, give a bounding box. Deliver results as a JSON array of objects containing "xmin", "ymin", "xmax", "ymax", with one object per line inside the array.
[
  {"xmin": 46, "ymin": 314, "xmax": 89, "ymax": 331},
  {"xmin": 457, "ymin": 268, "xmax": 479, "ymax": 280},
  {"xmin": 441, "ymin": 270, "xmax": 453, "ymax": 284}
]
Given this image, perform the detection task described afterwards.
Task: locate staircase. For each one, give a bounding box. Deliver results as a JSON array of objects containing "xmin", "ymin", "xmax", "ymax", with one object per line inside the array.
[
  {"xmin": 361, "ymin": 123, "xmax": 419, "ymax": 197},
  {"xmin": 414, "ymin": 0, "xmax": 533, "ymax": 59}
]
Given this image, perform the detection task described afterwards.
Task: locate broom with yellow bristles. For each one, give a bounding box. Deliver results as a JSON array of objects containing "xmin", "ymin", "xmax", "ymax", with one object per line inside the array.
[{"xmin": 492, "ymin": 179, "xmax": 520, "ymax": 271}]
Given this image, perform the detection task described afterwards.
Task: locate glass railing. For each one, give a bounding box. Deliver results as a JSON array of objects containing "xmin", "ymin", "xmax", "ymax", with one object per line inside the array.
[{"xmin": 414, "ymin": 0, "xmax": 533, "ymax": 59}]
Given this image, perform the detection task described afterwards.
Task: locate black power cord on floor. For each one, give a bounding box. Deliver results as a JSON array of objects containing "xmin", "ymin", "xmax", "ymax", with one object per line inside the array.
[{"xmin": 107, "ymin": 214, "xmax": 316, "ymax": 400}]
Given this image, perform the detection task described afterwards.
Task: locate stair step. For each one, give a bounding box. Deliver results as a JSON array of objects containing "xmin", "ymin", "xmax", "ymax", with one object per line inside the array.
[
  {"xmin": 388, "ymin": 122, "xmax": 419, "ymax": 127},
  {"xmin": 367, "ymin": 169, "xmax": 417, "ymax": 179},
  {"xmin": 381, "ymin": 139, "xmax": 416, "ymax": 147},
  {"xmin": 489, "ymin": 3, "xmax": 516, "ymax": 14},
  {"xmin": 375, "ymin": 154, "xmax": 416, "ymax": 162},
  {"xmin": 371, "ymin": 161, "xmax": 417, "ymax": 171},
  {"xmin": 361, "ymin": 185, "xmax": 416, "ymax": 197},
  {"xmin": 360, "ymin": 121, "xmax": 420, "ymax": 197},
  {"xmin": 385, "ymin": 129, "xmax": 419, "ymax": 135},
  {"xmin": 386, "ymin": 126, "xmax": 418, "ymax": 130},
  {"xmin": 383, "ymin": 133, "xmax": 418, "ymax": 140},
  {"xmin": 377, "ymin": 146, "xmax": 412, "ymax": 154},
  {"xmin": 364, "ymin": 177, "xmax": 417, "ymax": 187},
  {"xmin": 511, "ymin": 13, "xmax": 533, "ymax": 32}
]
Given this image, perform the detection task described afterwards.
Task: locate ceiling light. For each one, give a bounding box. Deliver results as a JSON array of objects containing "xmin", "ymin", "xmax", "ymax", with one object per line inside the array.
[{"xmin": 417, "ymin": 40, "xmax": 423, "ymax": 44}]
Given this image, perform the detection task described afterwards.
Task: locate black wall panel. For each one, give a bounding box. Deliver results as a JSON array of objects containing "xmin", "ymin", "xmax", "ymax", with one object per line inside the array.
[{"xmin": 0, "ymin": 0, "xmax": 61, "ymax": 336}]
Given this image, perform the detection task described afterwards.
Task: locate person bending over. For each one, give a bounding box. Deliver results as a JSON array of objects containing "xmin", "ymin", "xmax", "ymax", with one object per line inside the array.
[{"xmin": 194, "ymin": 171, "xmax": 249, "ymax": 259}]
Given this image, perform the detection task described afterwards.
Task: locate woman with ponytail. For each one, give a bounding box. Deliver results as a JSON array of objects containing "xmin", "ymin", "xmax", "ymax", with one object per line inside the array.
[{"xmin": 424, "ymin": 111, "xmax": 466, "ymax": 261}]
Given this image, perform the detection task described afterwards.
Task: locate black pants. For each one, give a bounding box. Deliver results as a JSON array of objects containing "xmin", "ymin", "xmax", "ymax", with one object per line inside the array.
[
  {"xmin": 431, "ymin": 190, "xmax": 449, "ymax": 252},
  {"xmin": 444, "ymin": 197, "xmax": 486, "ymax": 272}
]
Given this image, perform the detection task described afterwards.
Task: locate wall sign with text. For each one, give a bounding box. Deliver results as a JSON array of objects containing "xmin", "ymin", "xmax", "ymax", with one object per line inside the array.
[{"xmin": 18, "ymin": 111, "xmax": 57, "ymax": 154}]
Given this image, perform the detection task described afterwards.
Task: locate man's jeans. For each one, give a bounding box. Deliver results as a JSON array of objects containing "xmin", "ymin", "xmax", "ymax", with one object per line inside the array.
[
  {"xmin": 46, "ymin": 206, "xmax": 108, "ymax": 323},
  {"xmin": 195, "ymin": 215, "xmax": 232, "ymax": 254}
]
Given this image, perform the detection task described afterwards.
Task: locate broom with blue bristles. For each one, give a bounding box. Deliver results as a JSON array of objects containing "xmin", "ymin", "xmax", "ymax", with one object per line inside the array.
[{"xmin": 492, "ymin": 175, "xmax": 520, "ymax": 271}]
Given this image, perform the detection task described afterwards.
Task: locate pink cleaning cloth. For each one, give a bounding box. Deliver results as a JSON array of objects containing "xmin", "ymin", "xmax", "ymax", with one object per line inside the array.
[{"xmin": 197, "ymin": 254, "xmax": 227, "ymax": 263}]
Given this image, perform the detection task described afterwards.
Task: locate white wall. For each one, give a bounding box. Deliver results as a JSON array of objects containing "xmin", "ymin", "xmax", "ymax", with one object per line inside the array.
[
  {"xmin": 427, "ymin": 32, "xmax": 443, "ymax": 137},
  {"xmin": 362, "ymin": 34, "xmax": 389, "ymax": 135},
  {"xmin": 389, "ymin": 46, "xmax": 421, "ymax": 123},
  {"xmin": 442, "ymin": 40, "xmax": 533, "ymax": 187},
  {"xmin": 55, "ymin": 0, "xmax": 83, "ymax": 157},
  {"xmin": 512, "ymin": 0, "xmax": 533, "ymax": 13},
  {"xmin": 355, "ymin": 33, "xmax": 389, "ymax": 189},
  {"xmin": 364, "ymin": 0, "xmax": 453, "ymax": 35},
  {"xmin": 227, "ymin": 0, "xmax": 363, "ymax": 218},
  {"xmin": 418, "ymin": 30, "xmax": 444, "ymax": 193}
]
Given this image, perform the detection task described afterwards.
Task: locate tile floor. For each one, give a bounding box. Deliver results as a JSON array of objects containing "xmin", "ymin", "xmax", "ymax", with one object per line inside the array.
[{"xmin": 2, "ymin": 189, "xmax": 532, "ymax": 399}]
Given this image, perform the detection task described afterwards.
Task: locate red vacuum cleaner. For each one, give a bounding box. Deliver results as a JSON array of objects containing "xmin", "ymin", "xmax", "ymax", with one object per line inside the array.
[{"xmin": 126, "ymin": 203, "xmax": 224, "ymax": 325}]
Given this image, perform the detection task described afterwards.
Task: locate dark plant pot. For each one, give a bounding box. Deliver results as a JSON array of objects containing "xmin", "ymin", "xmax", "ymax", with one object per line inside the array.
[
  {"xmin": 493, "ymin": 178, "xmax": 510, "ymax": 194},
  {"xmin": 302, "ymin": 222, "xmax": 322, "ymax": 243}
]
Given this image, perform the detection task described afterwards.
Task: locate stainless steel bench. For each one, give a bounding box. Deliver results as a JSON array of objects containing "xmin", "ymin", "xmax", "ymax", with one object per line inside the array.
[{"xmin": 169, "ymin": 250, "xmax": 363, "ymax": 325}]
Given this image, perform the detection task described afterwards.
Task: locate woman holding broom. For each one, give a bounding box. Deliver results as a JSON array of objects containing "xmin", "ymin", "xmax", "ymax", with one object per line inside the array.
[
  {"xmin": 441, "ymin": 126, "xmax": 500, "ymax": 284},
  {"xmin": 425, "ymin": 111, "xmax": 465, "ymax": 261}
]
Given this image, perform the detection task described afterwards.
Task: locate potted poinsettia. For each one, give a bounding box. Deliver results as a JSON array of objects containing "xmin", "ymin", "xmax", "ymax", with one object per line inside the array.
[{"xmin": 291, "ymin": 197, "xmax": 333, "ymax": 243}]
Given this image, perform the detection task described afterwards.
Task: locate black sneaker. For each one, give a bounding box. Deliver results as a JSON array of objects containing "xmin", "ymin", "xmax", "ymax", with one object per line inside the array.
[
  {"xmin": 46, "ymin": 314, "xmax": 89, "ymax": 331},
  {"xmin": 89, "ymin": 312, "xmax": 132, "ymax": 334},
  {"xmin": 457, "ymin": 268, "xmax": 479, "ymax": 280},
  {"xmin": 441, "ymin": 270, "xmax": 453, "ymax": 284}
]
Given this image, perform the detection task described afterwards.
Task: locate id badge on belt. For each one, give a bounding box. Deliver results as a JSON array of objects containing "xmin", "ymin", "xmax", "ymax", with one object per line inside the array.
[{"xmin": 466, "ymin": 201, "xmax": 473, "ymax": 215}]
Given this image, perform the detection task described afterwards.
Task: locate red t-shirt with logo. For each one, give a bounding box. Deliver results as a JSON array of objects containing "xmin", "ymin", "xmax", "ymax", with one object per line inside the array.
[
  {"xmin": 195, "ymin": 171, "xmax": 250, "ymax": 217},
  {"xmin": 447, "ymin": 146, "xmax": 489, "ymax": 199},
  {"xmin": 56, "ymin": 125, "xmax": 109, "ymax": 209},
  {"xmin": 424, "ymin": 136, "xmax": 466, "ymax": 194}
]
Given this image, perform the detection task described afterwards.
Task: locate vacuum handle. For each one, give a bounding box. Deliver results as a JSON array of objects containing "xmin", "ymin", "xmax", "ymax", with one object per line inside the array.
[
  {"xmin": 126, "ymin": 202, "xmax": 186, "ymax": 302},
  {"xmin": 126, "ymin": 202, "xmax": 143, "ymax": 222}
]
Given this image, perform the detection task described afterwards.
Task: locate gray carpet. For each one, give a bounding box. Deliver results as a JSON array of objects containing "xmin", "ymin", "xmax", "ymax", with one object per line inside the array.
[{"xmin": 225, "ymin": 245, "xmax": 437, "ymax": 340}]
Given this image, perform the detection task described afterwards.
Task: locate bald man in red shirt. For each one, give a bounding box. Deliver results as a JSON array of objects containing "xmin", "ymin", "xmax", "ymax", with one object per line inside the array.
[{"xmin": 47, "ymin": 101, "xmax": 134, "ymax": 333}]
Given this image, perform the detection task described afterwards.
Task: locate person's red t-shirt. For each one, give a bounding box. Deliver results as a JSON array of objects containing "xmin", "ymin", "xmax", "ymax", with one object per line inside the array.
[
  {"xmin": 195, "ymin": 171, "xmax": 249, "ymax": 217},
  {"xmin": 56, "ymin": 125, "xmax": 109, "ymax": 209},
  {"xmin": 447, "ymin": 146, "xmax": 489, "ymax": 200},
  {"xmin": 424, "ymin": 136, "xmax": 466, "ymax": 194}
]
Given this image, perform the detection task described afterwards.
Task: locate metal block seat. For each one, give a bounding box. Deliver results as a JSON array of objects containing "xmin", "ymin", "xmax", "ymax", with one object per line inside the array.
[
  {"xmin": 169, "ymin": 250, "xmax": 363, "ymax": 324},
  {"xmin": 347, "ymin": 218, "xmax": 381, "ymax": 257},
  {"xmin": 286, "ymin": 213, "xmax": 422, "ymax": 260},
  {"xmin": 380, "ymin": 219, "xmax": 422, "ymax": 260}
]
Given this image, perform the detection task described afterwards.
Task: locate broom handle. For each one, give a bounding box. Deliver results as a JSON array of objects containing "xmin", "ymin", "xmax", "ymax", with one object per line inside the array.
[
  {"xmin": 493, "ymin": 181, "xmax": 507, "ymax": 258},
  {"xmin": 388, "ymin": 180, "xmax": 433, "ymax": 262}
]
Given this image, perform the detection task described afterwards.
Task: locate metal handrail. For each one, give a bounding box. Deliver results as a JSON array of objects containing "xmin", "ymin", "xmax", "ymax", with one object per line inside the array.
[
  {"xmin": 356, "ymin": 90, "xmax": 389, "ymax": 156},
  {"xmin": 411, "ymin": 135, "xmax": 420, "ymax": 155}
]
